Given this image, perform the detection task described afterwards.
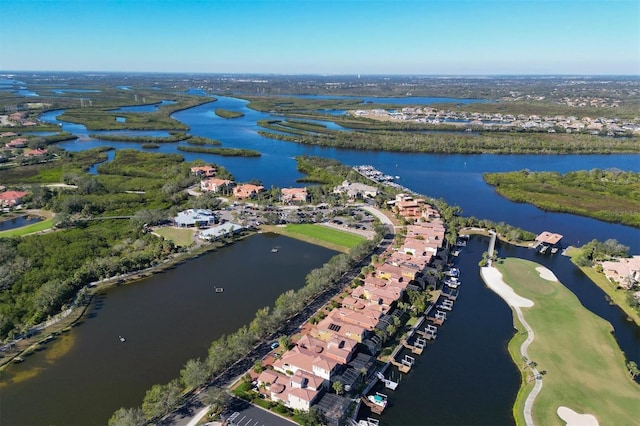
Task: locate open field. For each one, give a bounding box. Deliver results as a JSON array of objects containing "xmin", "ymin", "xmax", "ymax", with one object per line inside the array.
[
  {"xmin": 495, "ymin": 258, "xmax": 640, "ymax": 426},
  {"xmin": 153, "ymin": 227, "xmax": 195, "ymax": 247},
  {"xmin": 261, "ymin": 223, "xmax": 366, "ymax": 252}
]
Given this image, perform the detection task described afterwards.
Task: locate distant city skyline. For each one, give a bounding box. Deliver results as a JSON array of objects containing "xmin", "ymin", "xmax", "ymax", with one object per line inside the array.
[{"xmin": 1, "ymin": 0, "xmax": 638, "ymax": 75}]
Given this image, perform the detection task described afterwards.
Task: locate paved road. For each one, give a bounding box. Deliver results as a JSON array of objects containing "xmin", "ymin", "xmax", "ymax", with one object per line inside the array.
[{"xmin": 161, "ymin": 210, "xmax": 395, "ymax": 426}]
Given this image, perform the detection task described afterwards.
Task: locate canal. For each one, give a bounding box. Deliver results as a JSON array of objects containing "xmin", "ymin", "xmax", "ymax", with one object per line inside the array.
[
  {"xmin": 371, "ymin": 236, "xmax": 640, "ymax": 425},
  {"xmin": 0, "ymin": 233, "xmax": 337, "ymax": 425}
]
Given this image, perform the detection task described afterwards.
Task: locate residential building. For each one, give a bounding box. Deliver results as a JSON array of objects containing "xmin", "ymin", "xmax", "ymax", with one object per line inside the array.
[
  {"xmin": 233, "ymin": 183, "xmax": 264, "ymax": 199},
  {"xmin": 0, "ymin": 190, "xmax": 29, "ymax": 207},
  {"xmin": 281, "ymin": 187, "xmax": 308, "ymax": 203}
]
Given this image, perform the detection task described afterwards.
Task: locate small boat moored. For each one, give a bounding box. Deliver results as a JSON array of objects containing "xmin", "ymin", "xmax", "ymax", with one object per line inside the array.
[{"xmin": 119, "ymin": 335, "xmax": 126, "ymax": 343}]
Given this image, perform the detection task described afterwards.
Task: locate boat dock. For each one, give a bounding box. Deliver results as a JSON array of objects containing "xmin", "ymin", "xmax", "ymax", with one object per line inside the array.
[
  {"xmin": 427, "ymin": 310, "xmax": 447, "ymax": 326},
  {"xmin": 416, "ymin": 324, "xmax": 438, "ymax": 341},
  {"xmin": 391, "ymin": 354, "xmax": 415, "ymax": 373},
  {"xmin": 360, "ymin": 395, "xmax": 385, "ymax": 415},
  {"xmin": 401, "ymin": 336, "xmax": 426, "ymax": 355}
]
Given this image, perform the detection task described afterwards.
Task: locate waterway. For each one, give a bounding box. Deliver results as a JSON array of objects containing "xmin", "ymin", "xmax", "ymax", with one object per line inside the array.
[
  {"xmin": 366, "ymin": 236, "xmax": 640, "ymax": 425},
  {"xmin": 12, "ymin": 90, "xmax": 639, "ymax": 425},
  {"xmin": 47, "ymin": 94, "xmax": 640, "ymax": 252},
  {"xmin": 0, "ymin": 215, "xmax": 42, "ymax": 232},
  {"xmin": 0, "ymin": 233, "xmax": 336, "ymax": 425}
]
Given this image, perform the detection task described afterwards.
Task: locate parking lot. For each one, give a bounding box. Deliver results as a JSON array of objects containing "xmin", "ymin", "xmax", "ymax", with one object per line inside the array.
[{"xmin": 224, "ymin": 404, "xmax": 296, "ymax": 426}]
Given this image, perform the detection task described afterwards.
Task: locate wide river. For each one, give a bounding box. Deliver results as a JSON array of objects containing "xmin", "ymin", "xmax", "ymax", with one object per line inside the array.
[
  {"xmin": 7, "ymin": 92, "xmax": 638, "ymax": 425},
  {"xmin": 1, "ymin": 234, "xmax": 336, "ymax": 425}
]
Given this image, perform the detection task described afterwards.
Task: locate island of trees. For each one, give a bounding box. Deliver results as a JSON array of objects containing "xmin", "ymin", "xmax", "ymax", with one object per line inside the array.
[{"xmin": 483, "ymin": 169, "xmax": 640, "ymax": 227}]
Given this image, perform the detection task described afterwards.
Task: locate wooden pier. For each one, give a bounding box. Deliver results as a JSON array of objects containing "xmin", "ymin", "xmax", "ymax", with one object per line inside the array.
[
  {"xmin": 401, "ymin": 336, "xmax": 426, "ymax": 355},
  {"xmin": 427, "ymin": 310, "xmax": 447, "ymax": 326},
  {"xmin": 442, "ymin": 288, "xmax": 459, "ymax": 300},
  {"xmin": 391, "ymin": 354, "xmax": 415, "ymax": 373},
  {"xmin": 361, "ymin": 396, "xmax": 385, "ymax": 415},
  {"xmin": 416, "ymin": 324, "xmax": 438, "ymax": 340}
]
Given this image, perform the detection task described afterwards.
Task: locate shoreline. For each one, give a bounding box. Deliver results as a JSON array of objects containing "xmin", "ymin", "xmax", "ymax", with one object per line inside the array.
[
  {"xmin": 0, "ymin": 232, "xmax": 253, "ymax": 371},
  {"xmin": 564, "ymin": 247, "xmax": 640, "ymax": 327}
]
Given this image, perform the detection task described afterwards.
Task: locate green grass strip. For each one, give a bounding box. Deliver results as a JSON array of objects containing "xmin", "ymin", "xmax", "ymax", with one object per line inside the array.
[
  {"xmin": 495, "ymin": 258, "xmax": 640, "ymax": 426},
  {"xmin": 0, "ymin": 218, "xmax": 54, "ymax": 237}
]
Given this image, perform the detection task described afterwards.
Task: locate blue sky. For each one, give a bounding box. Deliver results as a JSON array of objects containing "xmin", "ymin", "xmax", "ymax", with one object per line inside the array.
[{"xmin": 1, "ymin": 0, "xmax": 638, "ymax": 75}]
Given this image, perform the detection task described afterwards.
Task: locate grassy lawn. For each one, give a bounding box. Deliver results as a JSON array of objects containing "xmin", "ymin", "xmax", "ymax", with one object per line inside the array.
[
  {"xmin": 153, "ymin": 226, "xmax": 195, "ymax": 247},
  {"xmin": 262, "ymin": 223, "xmax": 366, "ymax": 252},
  {"xmin": 495, "ymin": 258, "xmax": 640, "ymax": 426},
  {"xmin": 565, "ymin": 247, "xmax": 640, "ymax": 326},
  {"xmin": 0, "ymin": 218, "xmax": 54, "ymax": 238}
]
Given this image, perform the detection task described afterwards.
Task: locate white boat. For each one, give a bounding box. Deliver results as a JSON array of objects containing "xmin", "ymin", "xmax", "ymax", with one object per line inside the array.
[
  {"xmin": 367, "ymin": 393, "xmax": 388, "ymax": 409},
  {"xmin": 376, "ymin": 371, "xmax": 399, "ymax": 390},
  {"xmin": 119, "ymin": 336, "xmax": 126, "ymax": 343}
]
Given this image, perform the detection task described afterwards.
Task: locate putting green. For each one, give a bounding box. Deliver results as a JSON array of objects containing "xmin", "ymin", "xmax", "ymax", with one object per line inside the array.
[{"xmin": 495, "ymin": 258, "xmax": 640, "ymax": 426}]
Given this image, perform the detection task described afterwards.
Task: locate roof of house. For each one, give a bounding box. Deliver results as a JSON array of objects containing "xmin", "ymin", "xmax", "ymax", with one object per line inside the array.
[
  {"xmin": 535, "ymin": 231, "xmax": 563, "ymax": 245},
  {"xmin": 0, "ymin": 190, "xmax": 28, "ymax": 201}
]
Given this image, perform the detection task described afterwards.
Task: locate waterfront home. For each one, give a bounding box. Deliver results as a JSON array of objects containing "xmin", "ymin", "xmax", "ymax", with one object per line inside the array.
[
  {"xmin": 329, "ymin": 307, "xmax": 382, "ymax": 331},
  {"xmin": 190, "ymin": 165, "xmax": 216, "ymax": 177},
  {"xmin": 352, "ymin": 283, "xmax": 402, "ymax": 306},
  {"xmin": 341, "ymin": 295, "xmax": 391, "ymax": 315},
  {"xmin": 233, "ymin": 183, "xmax": 264, "ymax": 199},
  {"xmin": 273, "ymin": 346, "xmax": 340, "ymax": 386},
  {"xmin": 257, "ymin": 369, "xmax": 323, "ymax": 411},
  {"xmin": 296, "ymin": 334, "xmax": 357, "ymax": 364},
  {"xmin": 312, "ymin": 315, "xmax": 369, "ymax": 343},
  {"xmin": 200, "ymin": 177, "xmax": 233, "ymax": 193},
  {"xmin": 173, "ymin": 209, "xmax": 216, "ymax": 227},
  {"xmin": 281, "ymin": 187, "xmax": 308, "ymax": 204},
  {"xmin": 0, "ymin": 190, "xmax": 29, "ymax": 207},
  {"xmin": 601, "ymin": 255, "xmax": 640, "ymax": 289},
  {"xmin": 197, "ymin": 222, "xmax": 243, "ymax": 240},
  {"xmin": 535, "ymin": 231, "xmax": 563, "ymax": 248}
]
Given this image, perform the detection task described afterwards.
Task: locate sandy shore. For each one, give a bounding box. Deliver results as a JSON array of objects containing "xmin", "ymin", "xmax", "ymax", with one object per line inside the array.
[
  {"xmin": 557, "ymin": 406, "xmax": 599, "ymax": 426},
  {"xmin": 480, "ymin": 266, "xmax": 534, "ymax": 308},
  {"xmin": 535, "ymin": 266, "xmax": 558, "ymax": 282}
]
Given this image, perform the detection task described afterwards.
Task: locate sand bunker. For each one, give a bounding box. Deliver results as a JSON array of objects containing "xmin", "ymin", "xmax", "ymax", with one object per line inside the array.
[
  {"xmin": 536, "ymin": 266, "xmax": 559, "ymax": 282},
  {"xmin": 557, "ymin": 406, "xmax": 599, "ymax": 426},
  {"xmin": 480, "ymin": 267, "xmax": 534, "ymax": 308}
]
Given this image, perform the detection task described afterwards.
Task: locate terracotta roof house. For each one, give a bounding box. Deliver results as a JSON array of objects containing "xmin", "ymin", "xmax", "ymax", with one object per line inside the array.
[
  {"xmin": 329, "ymin": 307, "xmax": 381, "ymax": 331},
  {"xmin": 233, "ymin": 183, "xmax": 264, "ymax": 199},
  {"xmin": 341, "ymin": 295, "xmax": 390, "ymax": 315},
  {"xmin": 296, "ymin": 334, "xmax": 357, "ymax": 364},
  {"xmin": 535, "ymin": 231, "xmax": 563, "ymax": 246},
  {"xmin": 24, "ymin": 148, "xmax": 48, "ymax": 157},
  {"xmin": 0, "ymin": 190, "xmax": 29, "ymax": 207},
  {"xmin": 352, "ymin": 284, "xmax": 402, "ymax": 306},
  {"xmin": 200, "ymin": 178, "xmax": 233, "ymax": 193},
  {"xmin": 273, "ymin": 346, "xmax": 340, "ymax": 384},
  {"xmin": 256, "ymin": 369, "xmax": 323, "ymax": 412},
  {"xmin": 190, "ymin": 165, "xmax": 216, "ymax": 177},
  {"xmin": 601, "ymin": 256, "xmax": 640, "ymax": 289},
  {"xmin": 5, "ymin": 138, "xmax": 28, "ymax": 148},
  {"xmin": 312, "ymin": 315, "xmax": 369, "ymax": 343},
  {"xmin": 281, "ymin": 187, "xmax": 308, "ymax": 203}
]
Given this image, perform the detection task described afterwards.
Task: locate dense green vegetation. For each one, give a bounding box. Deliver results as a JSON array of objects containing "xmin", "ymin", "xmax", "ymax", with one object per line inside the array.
[
  {"xmin": 176, "ymin": 145, "xmax": 260, "ymax": 157},
  {"xmin": 56, "ymin": 96, "xmax": 212, "ymax": 131},
  {"xmin": 0, "ymin": 147, "xmax": 113, "ymax": 184},
  {"xmin": 214, "ymin": 108, "xmax": 244, "ymax": 119},
  {"xmin": 88, "ymin": 131, "xmax": 190, "ymax": 143},
  {"xmin": 259, "ymin": 127, "xmax": 640, "ymax": 154},
  {"xmin": 185, "ymin": 136, "xmax": 221, "ymax": 146},
  {"xmin": 496, "ymin": 258, "xmax": 640, "ymax": 426},
  {"xmin": 484, "ymin": 169, "xmax": 640, "ymax": 227},
  {"xmin": 0, "ymin": 150, "xmax": 235, "ymax": 340}
]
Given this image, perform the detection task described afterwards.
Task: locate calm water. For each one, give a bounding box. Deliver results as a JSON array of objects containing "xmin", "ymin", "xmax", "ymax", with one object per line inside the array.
[
  {"xmin": 0, "ymin": 216, "xmax": 42, "ymax": 231},
  {"xmin": 1, "ymin": 234, "xmax": 336, "ymax": 425},
  {"xmin": 26, "ymin": 92, "xmax": 640, "ymax": 425},
  {"xmin": 373, "ymin": 237, "xmax": 640, "ymax": 425}
]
